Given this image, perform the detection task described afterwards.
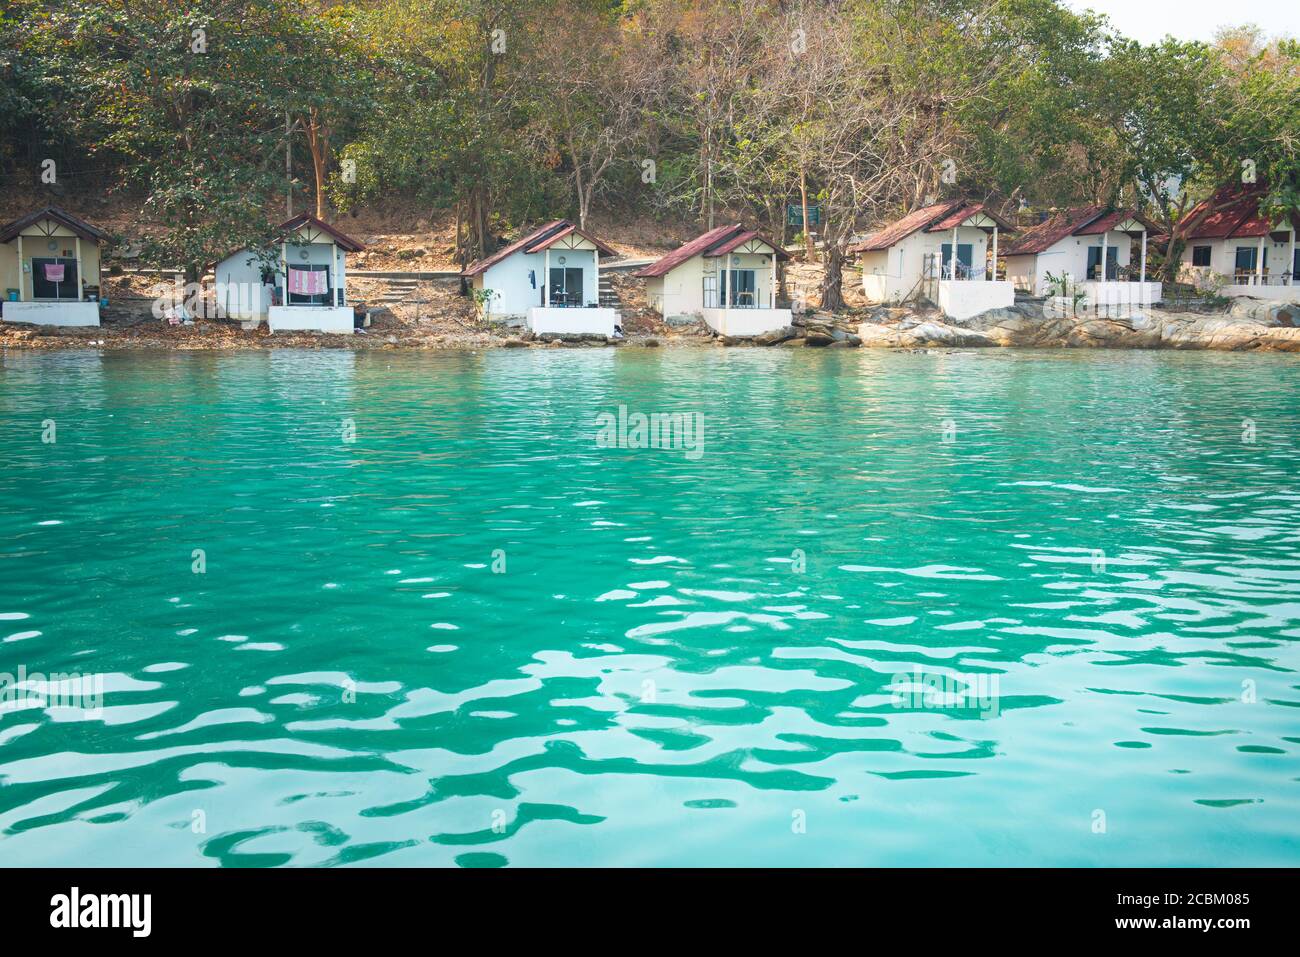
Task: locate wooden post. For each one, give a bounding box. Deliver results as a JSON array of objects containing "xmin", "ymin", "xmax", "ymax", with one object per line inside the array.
[
  {"xmin": 592, "ymin": 248, "xmax": 599, "ymax": 309},
  {"xmin": 1100, "ymin": 230, "xmax": 1108, "ymax": 282},
  {"xmin": 74, "ymin": 236, "xmax": 82, "ymax": 301},
  {"xmin": 281, "ymin": 241, "xmax": 289, "ymax": 305},
  {"xmin": 951, "ymin": 227, "xmax": 958, "ymax": 279},
  {"xmin": 991, "ymin": 225, "xmax": 999, "ymax": 281},
  {"xmin": 1257, "ymin": 235, "xmax": 1265, "ymax": 286},
  {"xmin": 285, "ymin": 110, "xmax": 293, "ymax": 219},
  {"xmin": 799, "ymin": 170, "xmax": 814, "ymax": 256},
  {"xmin": 1140, "ymin": 230, "xmax": 1147, "ymax": 286},
  {"xmin": 16, "ymin": 233, "xmax": 23, "ymax": 301},
  {"xmin": 1290, "ymin": 227, "xmax": 1296, "ymax": 286},
  {"xmin": 721, "ymin": 258, "xmax": 729, "ymax": 334},
  {"xmin": 770, "ymin": 253, "xmax": 777, "ymax": 309}
]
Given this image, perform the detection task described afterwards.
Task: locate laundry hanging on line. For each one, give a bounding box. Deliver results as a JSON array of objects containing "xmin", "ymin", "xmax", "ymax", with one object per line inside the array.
[
  {"xmin": 288, "ymin": 267, "xmax": 329, "ymax": 296},
  {"xmin": 44, "ymin": 263, "xmax": 66, "ymax": 283}
]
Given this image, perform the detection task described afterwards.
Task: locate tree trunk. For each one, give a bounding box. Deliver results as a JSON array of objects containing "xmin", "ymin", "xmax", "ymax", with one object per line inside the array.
[
  {"xmin": 462, "ymin": 185, "xmax": 492, "ymax": 264},
  {"xmin": 799, "ymin": 170, "xmax": 814, "ymax": 256},
  {"xmin": 1164, "ymin": 230, "xmax": 1186, "ymax": 285},
  {"xmin": 305, "ymin": 109, "xmax": 330, "ymax": 220},
  {"xmin": 820, "ymin": 244, "xmax": 844, "ymax": 312}
]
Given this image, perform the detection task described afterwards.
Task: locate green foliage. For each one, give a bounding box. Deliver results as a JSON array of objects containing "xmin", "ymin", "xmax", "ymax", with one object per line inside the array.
[{"xmin": 3, "ymin": 0, "xmax": 1296, "ymax": 276}]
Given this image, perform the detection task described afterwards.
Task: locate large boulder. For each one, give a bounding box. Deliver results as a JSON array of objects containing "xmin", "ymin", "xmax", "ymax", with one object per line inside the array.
[
  {"xmin": 755, "ymin": 325, "xmax": 798, "ymax": 346},
  {"xmin": 1227, "ymin": 298, "xmax": 1300, "ymax": 324}
]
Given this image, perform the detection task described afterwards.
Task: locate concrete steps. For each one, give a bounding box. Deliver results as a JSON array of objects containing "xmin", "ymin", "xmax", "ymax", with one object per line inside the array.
[
  {"xmin": 599, "ymin": 275, "xmax": 620, "ymax": 310},
  {"xmin": 374, "ymin": 277, "xmax": 423, "ymax": 304}
]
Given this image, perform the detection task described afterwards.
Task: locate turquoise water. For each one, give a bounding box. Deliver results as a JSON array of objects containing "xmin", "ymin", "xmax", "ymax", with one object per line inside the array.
[{"xmin": 1, "ymin": 347, "xmax": 1298, "ymax": 867}]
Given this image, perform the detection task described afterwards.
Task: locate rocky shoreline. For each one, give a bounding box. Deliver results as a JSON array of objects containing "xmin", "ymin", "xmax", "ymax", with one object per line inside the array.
[
  {"xmin": 3, "ymin": 298, "xmax": 1299, "ymax": 353},
  {"xmin": 853, "ymin": 298, "xmax": 1300, "ymax": 352}
]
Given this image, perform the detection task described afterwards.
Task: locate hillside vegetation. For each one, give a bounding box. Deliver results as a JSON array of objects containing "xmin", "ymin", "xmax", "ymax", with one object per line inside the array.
[{"xmin": 1, "ymin": 0, "xmax": 1297, "ymax": 307}]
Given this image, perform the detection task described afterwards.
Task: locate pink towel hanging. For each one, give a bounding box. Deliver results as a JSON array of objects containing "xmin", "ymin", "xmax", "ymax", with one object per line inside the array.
[
  {"xmin": 288, "ymin": 267, "xmax": 328, "ymax": 296},
  {"xmin": 44, "ymin": 263, "xmax": 66, "ymax": 283}
]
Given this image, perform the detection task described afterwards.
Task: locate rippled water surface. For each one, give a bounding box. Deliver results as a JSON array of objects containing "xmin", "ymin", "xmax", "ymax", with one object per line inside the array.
[{"xmin": 2, "ymin": 347, "xmax": 1299, "ymax": 866}]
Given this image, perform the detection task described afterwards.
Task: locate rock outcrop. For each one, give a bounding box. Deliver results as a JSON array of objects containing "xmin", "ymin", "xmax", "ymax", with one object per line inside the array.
[{"xmin": 857, "ymin": 299, "xmax": 1300, "ymax": 352}]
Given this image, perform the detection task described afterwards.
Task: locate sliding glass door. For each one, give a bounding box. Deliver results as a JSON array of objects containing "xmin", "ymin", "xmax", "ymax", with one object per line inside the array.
[
  {"xmin": 31, "ymin": 257, "xmax": 79, "ymax": 300},
  {"xmin": 548, "ymin": 267, "xmax": 584, "ymax": 306}
]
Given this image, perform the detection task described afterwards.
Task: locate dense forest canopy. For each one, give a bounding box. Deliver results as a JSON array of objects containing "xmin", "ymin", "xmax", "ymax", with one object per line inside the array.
[{"xmin": 1, "ymin": 0, "xmax": 1297, "ymax": 296}]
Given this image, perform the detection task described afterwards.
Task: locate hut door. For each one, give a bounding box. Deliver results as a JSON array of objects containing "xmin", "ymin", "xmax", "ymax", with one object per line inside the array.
[
  {"xmin": 1087, "ymin": 246, "xmax": 1118, "ymax": 280},
  {"xmin": 31, "ymin": 258, "xmax": 79, "ymax": 300},
  {"xmin": 941, "ymin": 244, "xmax": 973, "ymax": 279},
  {"xmin": 548, "ymin": 267, "xmax": 583, "ymax": 306}
]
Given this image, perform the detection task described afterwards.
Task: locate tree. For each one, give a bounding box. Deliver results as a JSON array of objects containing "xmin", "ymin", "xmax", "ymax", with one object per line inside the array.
[
  {"xmin": 278, "ymin": 6, "xmax": 375, "ymax": 220},
  {"xmin": 40, "ymin": 0, "xmax": 296, "ymax": 281},
  {"xmin": 520, "ymin": 0, "xmax": 655, "ymax": 229}
]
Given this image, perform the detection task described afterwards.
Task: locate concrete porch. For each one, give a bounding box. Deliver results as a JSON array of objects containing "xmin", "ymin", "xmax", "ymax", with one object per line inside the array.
[{"xmin": 1, "ymin": 300, "xmax": 100, "ymax": 327}]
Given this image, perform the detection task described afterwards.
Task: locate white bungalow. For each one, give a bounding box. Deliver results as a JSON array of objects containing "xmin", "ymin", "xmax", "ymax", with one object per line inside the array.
[
  {"xmin": 1002, "ymin": 206, "xmax": 1162, "ymax": 308},
  {"xmin": 635, "ymin": 224, "xmax": 791, "ymax": 336},
  {"xmin": 213, "ymin": 213, "xmax": 364, "ymax": 333},
  {"xmin": 462, "ymin": 220, "xmax": 619, "ymax": 336},
  {"xmin": 1176, "ymin": 184, "xmax": 1298, "ymax": 300},
  {"xmin": 0, "ymin": 206, "xmax": 109, "ymax": 327},
  {"xmin": 849, "ymin": 200, "xmax": 1016, "ymax": 321}
]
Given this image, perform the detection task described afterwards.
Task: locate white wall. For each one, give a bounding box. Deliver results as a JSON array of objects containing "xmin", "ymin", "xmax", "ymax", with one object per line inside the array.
[
  {"xmin": 859, "ymin": 226, "xmax": 993, "ymax": 304},
  {"xmin": 282, "ymin": 239, "xmax": 346, "ymax": 303},
  {"xmin": 1179, "ymin": 235, "xmax": 1297, "ymax": 289},
  {"xmin": 1081, "ymin": 281, "xmax": 1163, "ymax": 307},
  {"xmin": 701, "ymin": 306, "xmax": 792, "ymax": 336},
  {"xmin": 479, "ymin": 247, "xmax": 598, "ymax": 319},
  {"xmin": 937, "ymin": 280, "xmax": 1014, "ymax": 321},
  {"xmin": 217, "ymin": 236, "xmax": 349, "ymax": 320},
  {"xmin": 526, "ymin": 306, "xmax": 616, "ymax": 335},
  {"xmin": 215, "ymin": 251, "xmax": 270, "ymax": 320},
  {"xmin": 1008, "ymin": 232, "xmax": 1135, "ymax": 295},
  {"xmin": 1, "ymin": 300, "xmax": 100, "ymax": 327},
  {"xmin": 268, "ymin": 305, "xmax": 353, "ymax": 333},
  {"xmin": 651, "ymin": 253, "xmax": 778, "ymax": 321},
  {"xmin": 654, "ymin": 257, "xmax": 705, "ymax": 320}
]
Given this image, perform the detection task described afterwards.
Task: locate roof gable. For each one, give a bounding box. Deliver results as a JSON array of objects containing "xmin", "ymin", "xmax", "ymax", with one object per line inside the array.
[
  {"xmin": 278, "ymin": 213, "xmax": 365, "ymax": 252},
  {"xmin": 635, "ymin": 224, "xmax": 789, "ymax": 278},
  {"xmin": 849, "ymin": 201, "xmax": 965, "ymax": 253},
  {"xmin": 1002, "ymin": 206, "xmax": 1109, "ymax": 256},
  {"xmin": 462, "ymin": 220, "xmax": 616, "ymax": 277},
  {"xmin": 1182, "ymin": 183, "xmax": 1292, "ymax": 240},
  {"xmin": 1074, "ymin": 209, "xmax": 1158, "ymax": 236},
  {"xmin": 924, "ymin": 202, "xmax": 1016, "ymax": 233},
  {"xmin": 0, "ymin": 206, "xmax": 110, "ymax": 244}
]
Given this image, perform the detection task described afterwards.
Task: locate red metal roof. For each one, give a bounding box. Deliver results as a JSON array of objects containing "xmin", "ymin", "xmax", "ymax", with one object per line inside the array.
[
  {"xmin": 278, "ymin": 213, "xmax": 365, "ymax": 252},
  {"xmin": 850, "ymin": 201, "xmax": 964, "ymax": 253},
  {"xmin": 924, "ymin": 202, "xmax": 1016, "ymax": 233},
  {"xmin": 1074, "ymin": 209, "xmax": 1159, "ymax": 235},
  {"xmin": 1001, "ymin": 206, "xmax": 1108, "ymax": 256},
  {"xmin": 462, "ymin": 220, "xmax": 617, "ymax": 277},
  {"xmin": 0, "ymin": 205, "xmax": 110, "ymax": 244},
  {"xmin": 1180, "ymin": 183, "xmax": 1287, "ymax": 240},
  {"xmin": 634, "ymin": 225, "xmax": 789, "ymax": 278}
]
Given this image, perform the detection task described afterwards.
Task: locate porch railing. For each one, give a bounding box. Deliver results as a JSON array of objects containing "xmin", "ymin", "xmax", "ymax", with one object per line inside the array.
[
  {"xmin": 1087, "ymin": 266, "xmax": 1156, "ymax": 283},
  {"xmin": 1229, "ymin": 271, "xmax": 1295, "ymax": 287},
  {"xmin": 922, "ymin": 254, "xmax": 1006, "ymax": 282}
]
